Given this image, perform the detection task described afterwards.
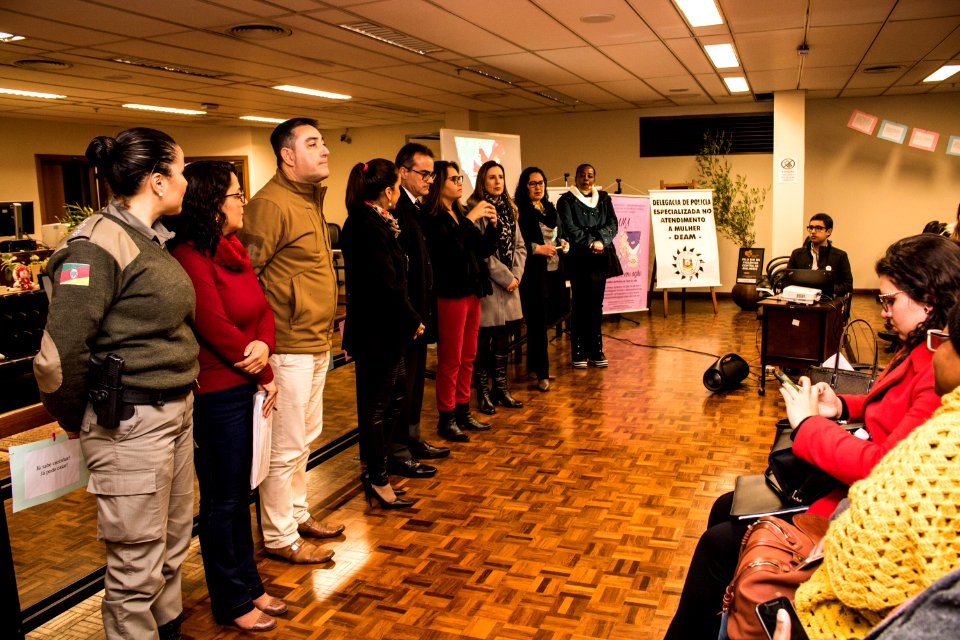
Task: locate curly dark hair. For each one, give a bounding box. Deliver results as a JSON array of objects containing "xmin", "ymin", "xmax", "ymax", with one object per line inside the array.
[
  {"xmin": 876, "ymin": 233, "xmax": 960, "ymax": 367},
  {"xmin": 172, "ymin": 161, "xmax": 236, "ymax": 255},
  {"xmin": 513, "ymin": 166, "xmax": 551, "ymax": 209}
]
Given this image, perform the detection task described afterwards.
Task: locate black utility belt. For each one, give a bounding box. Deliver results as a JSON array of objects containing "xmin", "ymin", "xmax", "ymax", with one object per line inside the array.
[{"xmin": 122, "ymin": 384, "xmax": 194, "ymax": 406}]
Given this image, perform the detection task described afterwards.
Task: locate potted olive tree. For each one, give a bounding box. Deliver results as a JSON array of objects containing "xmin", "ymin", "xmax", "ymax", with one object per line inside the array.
[{"xmin": 696, "ymin": 131, "xmax": 768, "ymax": 309}]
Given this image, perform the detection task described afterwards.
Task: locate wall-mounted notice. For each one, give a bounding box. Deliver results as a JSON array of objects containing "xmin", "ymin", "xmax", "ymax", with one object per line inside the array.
[{"xmin": 649, "ymin": 189, "xmax": 721, "ymax": 289}]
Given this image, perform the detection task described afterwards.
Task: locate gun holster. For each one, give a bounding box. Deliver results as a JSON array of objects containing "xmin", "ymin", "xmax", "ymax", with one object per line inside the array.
[{"xmin": 88, "ymin": 353, "xmax": 133, "ymax": 429}]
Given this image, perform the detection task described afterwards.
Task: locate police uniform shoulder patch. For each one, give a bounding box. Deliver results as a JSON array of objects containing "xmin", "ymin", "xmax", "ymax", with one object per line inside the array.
[{"xmin": 60, "ymin": 262, "xmax": 90, "ymax": 286}]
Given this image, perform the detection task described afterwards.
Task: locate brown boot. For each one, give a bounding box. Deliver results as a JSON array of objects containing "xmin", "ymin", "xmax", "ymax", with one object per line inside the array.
[
  {"xmin": 265, "ymin": 537, "xmax": 334, "ymax": 564},
  {"xmin": 297, "ymin": 517, "xmax": 345, "ymax": 539}
]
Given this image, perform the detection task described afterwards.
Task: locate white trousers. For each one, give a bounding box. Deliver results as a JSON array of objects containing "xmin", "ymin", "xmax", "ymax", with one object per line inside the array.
[{"xmin": 259, "ymin": 352, "xmax": 329, "ymax": 548}]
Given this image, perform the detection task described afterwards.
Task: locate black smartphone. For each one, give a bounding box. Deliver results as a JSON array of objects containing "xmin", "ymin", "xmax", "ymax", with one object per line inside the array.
[
  {"xmin": 756, "ymin": 596, "xmax": 809, "ymax": 640},
  {"xmin": 773, "ymin": 369, "xmax": 800, "ymax": 391}
]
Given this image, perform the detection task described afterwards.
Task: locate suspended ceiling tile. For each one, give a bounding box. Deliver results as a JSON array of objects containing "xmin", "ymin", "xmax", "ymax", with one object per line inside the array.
[
  {"xmin": 276, "ymin": 15, "xmax": 427, "ymax": 66},
  {"xmin": 626, "ymin": 0, "xmax": 694, "ymax": 40},
  {"xmin": 641, "ymin": 74, "xmax": 702, "ymax": 95},
  {"xmin": 387, "ymin": 63, "xmax": 491, "ymax": 94},
  {"xmin": 319, "ymin": 69, "xmax": 443, "ymax": 97},
  {"xmin": 595, "ymin": 79, "xmax": 664, "ymax": 102},
  {"xmin": 156, "ymin": 32, "xmax": 344, "ymax": 76},
  {"xmin": 735, "ymin": 28, "xmax": 806, "ymax": 71},
  {"xmin": 663, "ymin": 37, "xmax": 715, "ymax": 75},
  {"xmin": 723, "ymin": 0, "xmax": 806, "ymax": 32},
  {"xmin": 883, "ymin": 85, "xmax": 932, "ymax": 96},
  {"xmin": 537, "ymin": 47, "xmax": 634, "ymax": 82},
  {"xmin": 694, "ymin": 73, "xmax": 734, "ymax": 96},
  {"xmin": 474, "ymin": 52, "xmax": 582, "ymax": 85},
  {"xmin": 804, "ymin": 25, "xmax": 880, "ymax": 68},
  {"xmin": 808, "ymin": 0, "xmax": 895, "ymax": 27},
  {"xmin": 1, "ymin": 1, "xmax": 182, "ymax": 38},
  {"xmin": 601, "ymin": 40, "xmax": 687, "ymax": 78},
  {"xmin": 864, "ymin": 18, "xmax": 960, "ymax": 64},
  {"xmin": 925, "ymin": 25, "xmax": 960, "ymax": 59},
  {"xmin": 535, "ymin": 0, "xmax": 658, "ymax": 46},
  {"xmin": 891, "ymin": 0, "xmax": 960, "ymax": 20},
  {"xmin": 805, "ymin": 66, "xmax": 868, "ymax": 90},
  {"xmin": 345, "ymin": 0, "xmax": 522, "ymax": 57},
  {"xmin": 747, "ymin": 68, "xmax": 799, "ymax": 93},
  {"xmin": 432, "ymin": 0, "xmax": 584, "ymax": 50},
  {"xmin": 805, "ymin": 89, "xmax": 841, "ymax": 99},
  {"xmin": 546, "ymin": 82, "xmax": 625, "ymax": 104},
  {"xmin": 0, "ymin": 9, "xmax": 124, "ymax": 47}
]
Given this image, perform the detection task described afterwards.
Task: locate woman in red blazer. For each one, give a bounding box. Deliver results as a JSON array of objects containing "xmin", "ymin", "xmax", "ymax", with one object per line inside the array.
[{"xmin": 663, "ymin": 233, "xmax": 960, "ymax": 640}]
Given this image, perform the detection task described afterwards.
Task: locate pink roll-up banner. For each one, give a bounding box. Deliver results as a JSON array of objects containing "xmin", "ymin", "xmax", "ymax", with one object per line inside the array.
[{"xmin": 603, "ymin": 194, "xmax": 651, "ymax": 314}]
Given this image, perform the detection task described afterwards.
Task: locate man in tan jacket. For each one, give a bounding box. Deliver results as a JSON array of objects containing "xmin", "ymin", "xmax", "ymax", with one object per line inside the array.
[{"xmin": 240, "ymin": 117, "xmax": 345, "ymax": 563}]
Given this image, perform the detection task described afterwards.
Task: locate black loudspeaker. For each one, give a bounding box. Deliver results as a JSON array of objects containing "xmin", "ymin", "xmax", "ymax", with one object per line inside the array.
[{"xmin": 703, "ymin": 353, "xmax": 749, "ymax": 392}]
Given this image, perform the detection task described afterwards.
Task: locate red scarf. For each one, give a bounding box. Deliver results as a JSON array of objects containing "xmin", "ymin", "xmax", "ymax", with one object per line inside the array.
[{"xmin": 212, "ymin": 234, "xmax": 251, "ymax": 271}]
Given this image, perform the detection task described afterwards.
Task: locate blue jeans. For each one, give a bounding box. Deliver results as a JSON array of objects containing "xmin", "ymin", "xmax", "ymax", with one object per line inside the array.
[{"xmin": 193, "ymin": 383, "xmax": 265, "ymax": 623}]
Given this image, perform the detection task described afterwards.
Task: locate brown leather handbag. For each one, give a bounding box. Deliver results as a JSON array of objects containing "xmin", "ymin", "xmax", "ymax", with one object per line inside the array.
[{"xmin": 722, "ymin": 513, "xmax": 829, "ymax": 640}]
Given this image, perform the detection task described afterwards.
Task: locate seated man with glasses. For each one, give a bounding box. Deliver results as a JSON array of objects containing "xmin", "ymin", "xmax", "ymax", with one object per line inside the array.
[{"xmin": 787, "ymin": 212, "xmax": 853, "ymax": 297}]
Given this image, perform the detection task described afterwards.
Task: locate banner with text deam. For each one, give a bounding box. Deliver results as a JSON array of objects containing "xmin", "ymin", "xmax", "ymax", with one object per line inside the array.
[{"xmin": 650, "ymin": 189, "xmax": 721, "ymax": 289}]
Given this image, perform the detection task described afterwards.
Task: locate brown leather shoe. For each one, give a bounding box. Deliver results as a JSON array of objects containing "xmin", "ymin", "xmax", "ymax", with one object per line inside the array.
[
  {"xmin": 297, "ymin": 517, "xmax": 345, "ymax": 539},
  {"xmin": 253, "ymin": 595, "xmax": 287, "ymax": 616},
  {"xmin": 265, "ymin": 538, "xmax": 334, "ymax": 564},
  {"xmin": 230, "ymin": 610, "xmax": 277, "ymax": 632}
]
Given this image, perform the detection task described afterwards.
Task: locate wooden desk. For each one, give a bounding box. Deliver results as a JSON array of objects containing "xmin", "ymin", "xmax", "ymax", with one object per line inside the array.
[{"xmin": 758, "ymin": 297, "xmax": 844, "ymax": 395}]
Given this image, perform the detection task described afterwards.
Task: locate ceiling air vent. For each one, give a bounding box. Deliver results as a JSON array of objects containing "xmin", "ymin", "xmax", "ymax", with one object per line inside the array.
[
  {"xmin": 862, "ymin": 65, "xmax": 902, "ymax": 75},
  {"xmin": 339, "ymin": 22, "xmax": 441, "ymax": 55},
  {"xmin": 13, "ymin": 58, "xmax": 72, "ymax": 70},
  {"xmin": 110, "ymin": 56, "xmax": 227, "ymax": 79},
  {"xmin": 462, "ymin": 65, "xmax": 523, "ymax": 86},
  {"xmin": 227, "ymin": 24, "xmax": 292, "ymax": 40}
]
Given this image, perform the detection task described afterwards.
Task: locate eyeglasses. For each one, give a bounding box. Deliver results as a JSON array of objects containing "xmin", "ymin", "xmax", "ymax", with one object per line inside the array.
[
  {"xmin": 527, "ymin": 180, "xmax": 545, "ymax": 188},
  {"xmin": 404, "ymin": 167, "xmax": 436, "ymax": 182},
  {"xmin": 806, "ymin": 225, "xmax": 827, "ymax": 231},
  {"xmin": 448, "ymin": 175, "xmax": 464, "ymax": 185},
  {"xmin": 225, "ymin": 190, "xmax": 246, "ymax": 204},
  {"xmin": 927, "ymin": 329, "xmax": 950, "ymax": 352},
  {"xmin": 877, "ymin": 290, "xmax": 906, "ymax": 312}
]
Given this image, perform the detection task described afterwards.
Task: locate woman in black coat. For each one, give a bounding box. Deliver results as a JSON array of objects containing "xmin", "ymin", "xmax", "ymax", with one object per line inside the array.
[
  {"xmin": 341, "ymin": 158, "xmax": 423, "ymax": 509},
  {"xmin": 515, "ymin": 166, "xmax": 568, "ymax": 391},
  {"xmin": 556, "ymin": 163, "xmax": 619, "ymax": 368}
]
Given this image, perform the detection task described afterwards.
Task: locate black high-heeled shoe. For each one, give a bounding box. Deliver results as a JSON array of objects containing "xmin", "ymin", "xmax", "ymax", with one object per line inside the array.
[
  {"xmin": 361, "ymin": 475, "xmax": 415, "ymax": 509},
  {"xmin": 358, "ymin": 472, "xmax": 406, "ymax": 495}
]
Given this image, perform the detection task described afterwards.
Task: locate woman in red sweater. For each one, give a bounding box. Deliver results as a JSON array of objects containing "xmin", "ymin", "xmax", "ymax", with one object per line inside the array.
[
  {"xmin": 663, "ymin": 233, "xmax": 960, "ymax": 640},
  {"xmin": 170, "ymin": 161, "xmax": 282, "ymax": 632}
]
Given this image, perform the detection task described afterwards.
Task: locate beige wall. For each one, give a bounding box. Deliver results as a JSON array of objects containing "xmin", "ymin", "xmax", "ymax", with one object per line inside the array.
[
  {"xmin": 805, "ymin": 93, "xmax": 960, "ymax": 290},
  {"xmin": 2, "ymin": 91, "xmax": 958, "ymax": 293}
]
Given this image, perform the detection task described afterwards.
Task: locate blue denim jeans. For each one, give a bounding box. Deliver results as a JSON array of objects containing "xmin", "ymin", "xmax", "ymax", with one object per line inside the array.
[{"xmin": 193, "ymin": 383, "xmax": 265, "ymax": 623}]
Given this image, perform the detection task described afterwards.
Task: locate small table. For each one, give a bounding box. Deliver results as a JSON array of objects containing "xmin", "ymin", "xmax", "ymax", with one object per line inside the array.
[{"xmin": 758, "ymin": 297, "xmax": 844, "ymax": 395}]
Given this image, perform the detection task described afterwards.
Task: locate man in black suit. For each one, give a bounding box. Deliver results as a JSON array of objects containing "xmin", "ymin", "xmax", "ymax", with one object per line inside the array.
[
  {"xmin": 388, "ymin": 143, "xmax": 450, "ymax": 478},
  {"xmin": 787, "ymin": 212, "xmax": 853, "ymax": 297}
]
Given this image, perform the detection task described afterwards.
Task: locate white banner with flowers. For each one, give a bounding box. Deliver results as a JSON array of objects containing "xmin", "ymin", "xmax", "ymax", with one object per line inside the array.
[{"xmin": 649, "ymin": 189, "xmax": 721, "ymax": 289}]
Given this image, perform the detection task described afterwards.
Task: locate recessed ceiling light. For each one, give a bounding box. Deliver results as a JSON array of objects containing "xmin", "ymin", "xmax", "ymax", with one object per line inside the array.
[
  {"xmin": 923, "ymin": 64, "xmax": 960, "ymax": 82},
  {"xmin": 240, "ymin": 115, "xmax": 286, "ymax": 123},
  {"xmin": 0, "ymin": 87, "xmax": 66, "ymax": 99},
  {"xmin": 273, "ymin": 85, "xmax": 352, "ymax": 100},
  {"xmin": 674, "ymin": 0, "xmax": 723, "ymax": 27},
  {"xmin": 704, "ymin": 44, "xmax": 739, "ymax": 69},
  {"xmin": 0, "ymin": 32, "xmax": 26, "ymax": 43},
  {"xmin": 580, "ymin": 14, "xmax": 615, "ymax": 24},
  {"xmin": 723, "ymin": 76, "xmax": 750, "ymax": 93},
  {"xmin": 122, "ymin": 103, "xmax": 206, "ymax": 115}
]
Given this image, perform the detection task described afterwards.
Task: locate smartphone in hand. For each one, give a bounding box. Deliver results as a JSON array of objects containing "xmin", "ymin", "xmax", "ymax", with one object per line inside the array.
[
  {"xmin": 773, "ymin": 369, "xmax": 800, "ymax": 391},
  {"xmin": 756, "ymin": 596, "xmax": 810, "ymax": 640}
]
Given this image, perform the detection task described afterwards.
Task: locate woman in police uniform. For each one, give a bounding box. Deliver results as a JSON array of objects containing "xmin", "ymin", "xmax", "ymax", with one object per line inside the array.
[{"xmin": 34, "ymin": 127, "xmax": 198, "ymax": 640}]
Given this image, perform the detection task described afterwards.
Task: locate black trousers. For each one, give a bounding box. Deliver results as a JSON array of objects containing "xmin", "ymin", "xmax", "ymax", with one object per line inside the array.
[
  {"xmin": 570, "ymin": 274, "xmax": 606, "ymax": 354},
  {"xmin": 355, "ymin": 355, "xmax": 406, "ymax": 481},
  {"xmin": 193, "ymin": 383, "xmax": 265, "ymax": 624},
  {"xmin": 521, "ymin": 288, "xmax": 550, "ymax": 380},
  {"xmin": 663, "ymin": 491, "xmax": 779, "ymax": 640},
  {"xmin": 391, "ymin": 340, "xmax": 426, "ymax": 461}
]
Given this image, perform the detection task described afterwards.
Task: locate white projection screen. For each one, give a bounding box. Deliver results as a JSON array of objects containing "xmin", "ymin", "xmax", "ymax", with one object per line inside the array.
[{"xmin": 439, "ymin": 128, "xmax": 523, "ymax": 198}]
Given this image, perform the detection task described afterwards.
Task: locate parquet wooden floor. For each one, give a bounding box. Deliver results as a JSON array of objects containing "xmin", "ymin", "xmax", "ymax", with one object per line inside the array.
[{"xmin": 13, "ymin": 295, "xmax": 890, "ymax": 639}]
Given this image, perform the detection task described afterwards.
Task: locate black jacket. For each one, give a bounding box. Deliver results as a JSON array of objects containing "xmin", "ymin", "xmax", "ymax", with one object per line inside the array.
[
  {"xmin": 341, "ymin": 204, "xmax": 421, "ymax": 361},
  {"xmin": 556, "ymin": 189, "xmax": 619, "ymax": 281},
  {"xmin": 787, "ymin": 241, "xmax": 853, "ymax": 297},
  {"xmin": 422, "ymin": 205, "xmax": 497, "ymax": 299},
  {"xmin": 517, "ymin": 200, "xmax": 560, "ymax": 294},
  {"xmin": 393, "ymin": 190, "xmax": 433, "ymax": 322}
]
